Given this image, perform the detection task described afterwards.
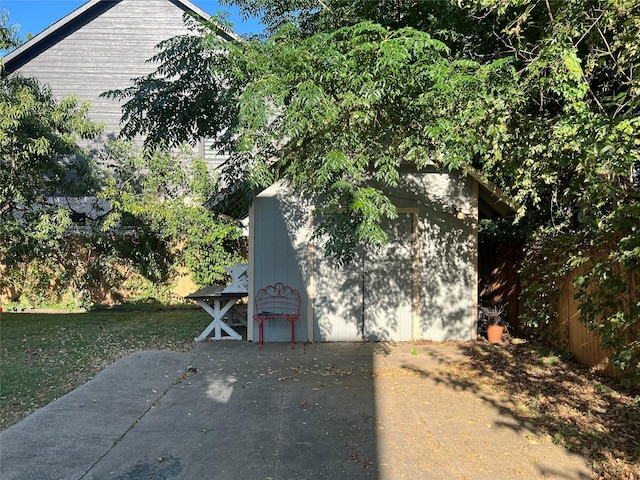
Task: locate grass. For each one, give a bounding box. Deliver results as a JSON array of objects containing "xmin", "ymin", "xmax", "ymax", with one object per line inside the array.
[{"xmin": 0, "ymin": 307, "xmax": 211, "ymax": 430}]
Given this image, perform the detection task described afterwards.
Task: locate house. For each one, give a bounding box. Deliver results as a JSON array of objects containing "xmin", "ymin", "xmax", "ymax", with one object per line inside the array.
[
  {"xmin": 247, "ymin": 165, "xmax": 517, "ymax": 343},
  {"xmin": 0, "ymin": 0, "xmax": 241, "ymax": 306},
  {"xmin": 2, "ymin": 0, "xmax": 236, "ymax": 165}
]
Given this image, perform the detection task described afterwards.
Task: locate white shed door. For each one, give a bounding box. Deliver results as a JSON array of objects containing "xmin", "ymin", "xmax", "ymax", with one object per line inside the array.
[
  {"xmin": 313, "ymin": 212, "xmax": 415, "ymax": 342},
  {"xmin": 364, "ymin": 212, "xmax": 414, "ymax": 341},
  {"xmin": 313, "ymin": 248, "xmax": 364, "ymax": 341}
]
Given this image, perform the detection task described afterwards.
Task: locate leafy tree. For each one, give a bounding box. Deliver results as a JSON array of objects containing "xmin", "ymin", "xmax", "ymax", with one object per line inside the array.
[
  {"xmin": 1, "ymin": 9, "xmax": 21, "ymax": 52},
  {"xmin": 107, "ymin": 16, "xmax": 521, "ymax": 260},
  {"xmin": 237, "ymin": 22, "xmax": 524, "ymax": 259},
  {"xmin": 96, "ymin": 140, "xmax": 244, "ymax": 286},
  {"xmin": 104, "ymin": 15, "xmax": 241, "ymax": 150},
  {"xmin": 1, "ymin": 15, "xmax": 105, "ymax": 306},
  {"xmin": 0, "ymin": 72, "xmax": 103, "ymax": 262},
  {"xmin": 223, "ymin": 0, "xmax": 507, "ymax": 59},
  {"xmin": 2, "ymin": 14, "xmax": 242, "ymax": 308},
  {"xmin": 460, "ymin": 0, "xmax": 640, "ymax": 383},
  {"xmin": 1, "ymin": 12, "xmax": 104, "ymax": 261},
  {"xmin": 107, "ymin": 1, "xmax": 639, "ymax": 381}
]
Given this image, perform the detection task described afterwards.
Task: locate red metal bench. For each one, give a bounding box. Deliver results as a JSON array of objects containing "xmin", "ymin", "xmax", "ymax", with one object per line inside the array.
[{"xmin": 253, "ymin": 283, "xmax": 301, "ymax": 349}]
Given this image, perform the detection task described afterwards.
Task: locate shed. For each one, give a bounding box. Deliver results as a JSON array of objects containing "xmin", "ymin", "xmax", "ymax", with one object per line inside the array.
[{"xmin": 247, "ymin": 165, "xmax": 517, "ymax": 343}]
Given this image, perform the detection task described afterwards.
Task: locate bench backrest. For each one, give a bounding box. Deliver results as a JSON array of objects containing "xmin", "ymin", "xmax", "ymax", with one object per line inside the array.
[{"xmin": 254, "ymin": 283, "xmax": 301, "ymax": 317}]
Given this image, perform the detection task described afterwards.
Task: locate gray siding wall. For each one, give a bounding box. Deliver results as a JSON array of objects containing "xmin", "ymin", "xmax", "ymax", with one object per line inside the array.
[
  {"xmin": 348, "ymin": 170, "xmax": 475, "ymax": 341},
  {"xmin": 10, "ymin": 0, "xmax": 207, "ymax": 151},
  {"xmin": 313, "ymin": 244, "xmax": 364, "ymax": 341},
  {"xmin": 251, "ymin": 183, "xmax": 312, "ymax": 343},
  {"xmin": 390, "ymin": 171, "xmax": 476, "ymax": 341}
]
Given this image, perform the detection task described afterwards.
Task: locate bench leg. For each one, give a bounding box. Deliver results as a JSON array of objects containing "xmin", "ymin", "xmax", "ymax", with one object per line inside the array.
[
  {"xmin": 255, "ymin": 317, "xmax": 297, "ymax": 349},
  {"xmin": 257, "ymin": 320, "xmax": 264, "ymax": 350}
]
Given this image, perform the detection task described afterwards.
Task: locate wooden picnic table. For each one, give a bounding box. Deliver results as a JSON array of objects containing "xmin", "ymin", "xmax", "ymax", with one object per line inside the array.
[{"xmin": 185, "ymin": 285, "xmax": 247, "ymax": 342}]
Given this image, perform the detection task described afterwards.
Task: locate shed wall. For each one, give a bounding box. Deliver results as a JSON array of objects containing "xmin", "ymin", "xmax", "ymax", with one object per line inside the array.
[
  {"xmin": 250, "ymin": 183, "xmax": 312, "ymax": 343},
  {"xmin": 251, "ymin": 170, "xmax": 478, "ymax": 344},
  {"xmin": 379, "ymin": 170, "xmax": 476, "ymax": 341}
]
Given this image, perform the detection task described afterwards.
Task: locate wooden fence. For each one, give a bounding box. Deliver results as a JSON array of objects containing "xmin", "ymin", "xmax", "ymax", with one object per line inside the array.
[
  {"xmin": 480, "ymin": 240, "xmax": 639, "ymax": 379},
  {"xmin": 555, "ymin": 259, "xmax": 639, "ymax": 378},
  {"xmin": 478, "ymin": 241, "xmax": 524, "ymax": 330},
  {"xmin": 556, "ymin": 271, "xmax": 616, "ymax": 376}
]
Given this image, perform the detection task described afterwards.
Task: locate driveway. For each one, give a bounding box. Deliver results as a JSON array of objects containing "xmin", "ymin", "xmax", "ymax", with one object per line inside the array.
[{"xmin": 0, "ymin": 341, "xmax": 591, "ymax": 479}]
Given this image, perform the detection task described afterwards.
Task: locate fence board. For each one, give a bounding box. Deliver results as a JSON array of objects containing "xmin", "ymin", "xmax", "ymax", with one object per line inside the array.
[{"xmin": 554, "ymin": 257, "xmax": 640, "ymax": 379}]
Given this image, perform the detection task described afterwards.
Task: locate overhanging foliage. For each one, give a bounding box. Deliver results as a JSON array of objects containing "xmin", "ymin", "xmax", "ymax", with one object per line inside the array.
[{"xmin": 104, "ymin": 1, "xmax": 639, "ymax": 382}]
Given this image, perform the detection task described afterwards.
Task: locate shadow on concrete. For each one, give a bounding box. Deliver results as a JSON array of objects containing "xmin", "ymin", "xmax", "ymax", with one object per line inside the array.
[
  {"xmin": 0, "ymin": 341, "xmax": 598, "ymax": 480},
  {"xmin": 84, "ymin": 343, "xmax": 381, "ymax": 480},
  {"xmin": 455, "ymin": 340, "xmax": 640, "ymax": 480}
]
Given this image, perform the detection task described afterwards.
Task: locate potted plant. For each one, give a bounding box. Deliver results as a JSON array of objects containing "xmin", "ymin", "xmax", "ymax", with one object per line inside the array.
[{"xmin": 483, "ymin": 304, "xmax": 507, "ymax": 343}]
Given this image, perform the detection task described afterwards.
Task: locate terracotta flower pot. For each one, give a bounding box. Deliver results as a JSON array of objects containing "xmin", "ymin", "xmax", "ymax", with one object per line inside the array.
[{"xmin": 487, "ymin": 324, "xmax": 505, "ymax": 343}]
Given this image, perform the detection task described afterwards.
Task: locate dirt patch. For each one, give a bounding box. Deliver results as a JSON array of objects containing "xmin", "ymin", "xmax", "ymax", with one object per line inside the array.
[{"xmin": 448, "ymin": 338, "xmax": 640, "ymax": 480}]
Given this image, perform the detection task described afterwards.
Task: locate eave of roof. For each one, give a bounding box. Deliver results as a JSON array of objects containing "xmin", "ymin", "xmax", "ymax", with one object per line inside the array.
[
  {"xmin": 394, "ymin": 162, "xmax": 519, "ymax": 219},
  {"xmin": 2, "ymin": 0, "xmax": 240, "ymax": 73},
  {"xmin": 466, "ymin": 168, "xmax": 520, "ymax": 219}
]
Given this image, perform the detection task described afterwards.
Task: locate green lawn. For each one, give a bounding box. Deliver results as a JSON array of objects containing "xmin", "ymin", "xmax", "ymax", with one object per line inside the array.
[{"xmin": 0, "ymin": 307, "xmax": 211, "ymax": 430}]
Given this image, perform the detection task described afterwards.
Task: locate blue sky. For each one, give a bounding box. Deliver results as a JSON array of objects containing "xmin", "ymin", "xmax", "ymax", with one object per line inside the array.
[{"xmin": 1, "ymin": 0, "xmax": 263, "ymax": 41}]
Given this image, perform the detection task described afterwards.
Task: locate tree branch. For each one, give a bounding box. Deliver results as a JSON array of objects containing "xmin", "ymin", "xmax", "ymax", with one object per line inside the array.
[
  {"xmin": 545, "ymin": 0, "xmax": 554, "ymax": 22},
  {"xmin": 597, "ymin": 25, "xmax": 632, "ymax": 84},
  {"xmin": 317, "ymin": 0, "xmax": 332, "ymax": 12},
  {"xmin": 575, "ymin": 8, "xmax": 605, "ymax": 48}
]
